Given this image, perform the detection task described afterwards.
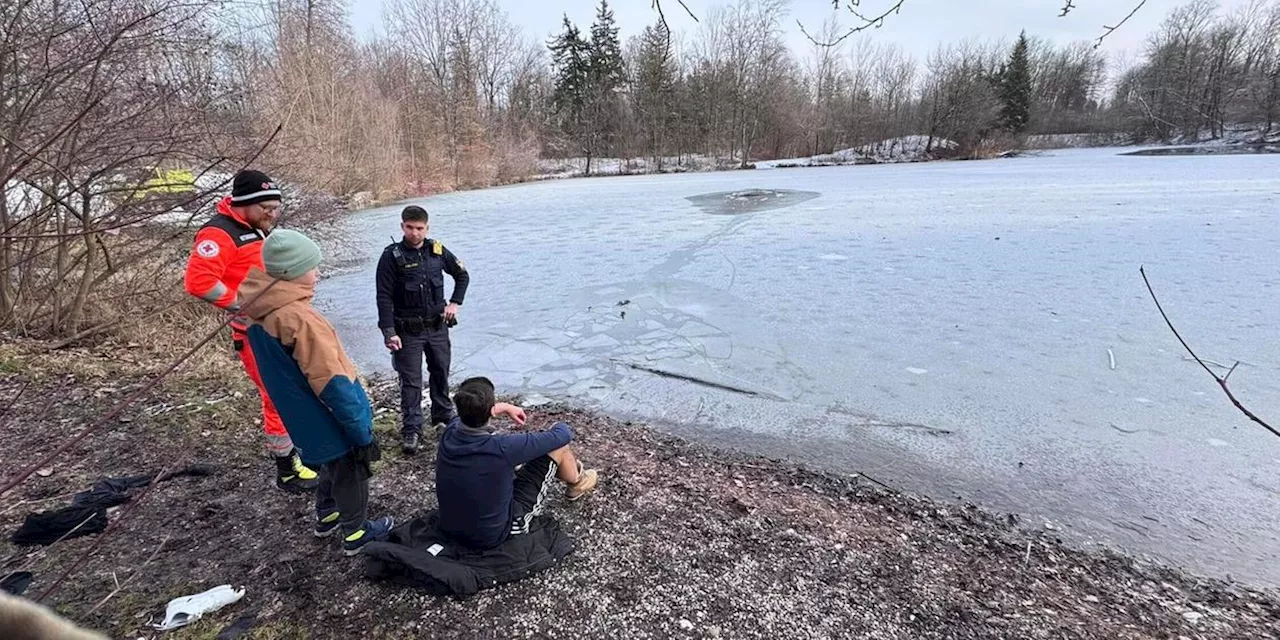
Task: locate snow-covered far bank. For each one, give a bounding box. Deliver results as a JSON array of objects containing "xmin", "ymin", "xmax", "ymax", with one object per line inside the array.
[
  {"xmin": 1023, "ymin": 132, "xmax": 1133, "ymax": 149},
  {"xmin": 535, "ymin": 154, "xmax": 737, "ymax": 180},
  {"xmin": 533, "ymin": 136, "xmax": 961, "ymax": 180},
  {"xmin": 755, "ymin": 136, "xmax": 958, "ymax": 169},
  {"xmin": 1026, "ymin": 124, "xmax": 1279, "ymax": 151}
]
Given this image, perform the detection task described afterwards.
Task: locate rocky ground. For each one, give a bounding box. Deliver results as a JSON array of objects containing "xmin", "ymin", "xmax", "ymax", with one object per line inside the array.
[{"xmin": 0, "ymin": 340, "xmax": 1277, "ymax": 640}]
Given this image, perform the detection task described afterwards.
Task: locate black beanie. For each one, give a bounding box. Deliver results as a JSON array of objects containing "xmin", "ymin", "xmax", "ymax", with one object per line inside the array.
[{"xmin": 230, "ymin": 170, "xmax": 282, "ymax": 206}]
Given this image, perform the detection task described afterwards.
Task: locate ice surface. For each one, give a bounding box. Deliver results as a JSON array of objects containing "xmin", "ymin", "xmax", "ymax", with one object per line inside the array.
[{"xmin": 320, "ymin": 147, "xmax": 1280, "ymax": 586}]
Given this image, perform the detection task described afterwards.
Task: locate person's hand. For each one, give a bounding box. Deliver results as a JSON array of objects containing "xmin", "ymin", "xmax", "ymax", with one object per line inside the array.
[
  {"xmin": 385, "ymin": 336, "xmax": 402, "ymax": 352},
  {"xmin": 492, "ymin": 402, "xmax": 527, "ymax": 426},
  {"xmin": 443, "ymin": 303, "xmax": 460, "ymax": 323},
  {"xmin": 353, "ymin": 439, "xmax": 382, "ymax": 464},
  {"xmin": 353, "ymin": 437, "xmax": 382, "ymax": 477}
]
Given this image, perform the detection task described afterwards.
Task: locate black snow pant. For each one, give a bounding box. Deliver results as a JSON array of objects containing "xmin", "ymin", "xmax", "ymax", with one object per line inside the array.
[{"xmin": 315, "ymin": 455, "xmax": 370, "ymax": 537}]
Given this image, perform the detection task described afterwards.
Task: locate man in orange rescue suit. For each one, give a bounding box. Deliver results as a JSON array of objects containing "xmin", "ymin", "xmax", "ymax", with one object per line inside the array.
[{"xmin": 184, "ymin": 169, "xmax": 319, "ymax": 494}]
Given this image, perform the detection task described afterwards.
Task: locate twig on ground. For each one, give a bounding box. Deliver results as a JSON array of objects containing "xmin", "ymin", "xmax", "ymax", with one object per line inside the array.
[
  {"xmin": 1184, "ymin": 356, "xmax": 1232, "ymax": 369},
  {"xmin": 0, "ymin": 380, "xmax": 32, "ymax": 426},
  {"xmin": 85, "ymin": 533, "xmax": 171, "ymax": 615},
  {"xmin": 4, "ymin": 512, "xmax": 101, "ymax": 582},
  {"xmin": 1140, "ymin": 266, "xmax": 1277, "ymax": 439},
  {"xmin": 855, "ymin": 471, "xmax": 898, "ymax": 493},
  {"xmin": 37, "ymin": 464, "xmax": 174, "ymax": 602},
  {"xmin": 46, "ymin": 319, "xmax": 125, "ymax": 351},
  {"xmin": 0, "ymin": 490, "xmax": 79, "ymax": 515},
  {"xmin": 1107, "ymin": 349, "xmax": 1116, "ymax": 371}
]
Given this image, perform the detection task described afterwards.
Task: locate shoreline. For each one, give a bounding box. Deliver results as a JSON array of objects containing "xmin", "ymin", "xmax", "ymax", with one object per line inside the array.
[{"xmin": 0, "ymin": 343, "xmax": 1277, "ymax": 638}]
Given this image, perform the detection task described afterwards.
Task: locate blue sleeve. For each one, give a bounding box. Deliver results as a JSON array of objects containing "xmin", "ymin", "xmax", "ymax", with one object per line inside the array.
[
  {"xmin": 318, "ymin": 378, "xmax": 374, "ymax": 447},
  {"xmin": 496, "ymin": 423, "xmax": 573, "ymax": 466}
]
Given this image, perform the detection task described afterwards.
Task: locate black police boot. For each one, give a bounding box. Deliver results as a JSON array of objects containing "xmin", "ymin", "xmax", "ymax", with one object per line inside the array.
[{"xmin": 401, "ymin": 432, "xmax": 421, "ymax": 456}]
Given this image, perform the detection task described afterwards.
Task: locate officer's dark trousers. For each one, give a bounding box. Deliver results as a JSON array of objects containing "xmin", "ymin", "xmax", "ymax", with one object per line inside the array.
[
  {"xmin": 315, "ymin": 455, "xmax": 369, "ymax": 536},
  {"xmin": 394, "ymin": 325, "xmax": 453, "ymax": 436}
]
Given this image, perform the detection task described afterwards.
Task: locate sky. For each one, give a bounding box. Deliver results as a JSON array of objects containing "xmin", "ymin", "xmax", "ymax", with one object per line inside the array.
[{"xmin": 346, "ymin": 0, "xmax": 1260, "ymax": 65}]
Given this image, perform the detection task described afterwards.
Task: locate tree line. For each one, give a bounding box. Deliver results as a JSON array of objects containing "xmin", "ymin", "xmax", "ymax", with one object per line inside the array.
[{"xmin": 2, "ymin": 0, "xmax": 1278, "ymax": 336}]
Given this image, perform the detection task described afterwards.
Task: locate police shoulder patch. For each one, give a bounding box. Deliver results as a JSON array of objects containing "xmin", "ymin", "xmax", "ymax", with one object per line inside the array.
[{"xmin": 432, "ymin": 240, "xmax": 443, "ymax": 256}]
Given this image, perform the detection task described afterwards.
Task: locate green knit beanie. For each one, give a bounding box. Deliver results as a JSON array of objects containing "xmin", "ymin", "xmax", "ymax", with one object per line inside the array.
[{"xmin": 262, "ymin": 229, "xmax": 322, "ymax": 280}]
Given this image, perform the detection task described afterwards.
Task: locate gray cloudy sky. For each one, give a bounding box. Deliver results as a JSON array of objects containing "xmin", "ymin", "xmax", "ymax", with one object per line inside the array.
[{"xmin": 347, "ymin": 0, "xmax": 1257, "ymax": 63}]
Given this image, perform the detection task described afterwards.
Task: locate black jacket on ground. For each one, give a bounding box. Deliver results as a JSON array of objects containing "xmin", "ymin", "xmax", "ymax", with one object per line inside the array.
[{"xmin": 362, "ymin": 510, "xmax": 574, "ymax": 597}]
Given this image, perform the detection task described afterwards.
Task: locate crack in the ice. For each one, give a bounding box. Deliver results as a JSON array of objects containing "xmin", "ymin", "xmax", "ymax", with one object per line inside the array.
[{"xmin": 614, "ymin": 360, "xmax": 784, "ymax": 401}]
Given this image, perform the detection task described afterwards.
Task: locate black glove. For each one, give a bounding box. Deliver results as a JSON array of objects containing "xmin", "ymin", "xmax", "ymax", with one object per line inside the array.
[{"xmin": 352, "ymin": 438, "xmax": 382, "ymax": 477}]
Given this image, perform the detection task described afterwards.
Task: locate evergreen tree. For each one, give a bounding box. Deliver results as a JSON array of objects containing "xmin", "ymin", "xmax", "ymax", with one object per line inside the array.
[
  {"xmin": 632, "ymin": 22, "xmax": 677, "ymax": 165},
  {"xmin": 583, "ymin": 0, "xmax": 625, "ymax": 165},
  {"xmin": 548, "ymin": 15, "xmax": 590, "ymax": 118},
  {"xmin": 998, "ymin": 32, "xmax": 1033, "ymax": 134},
  {"xmin": 588, "ymin": 0, "xmax": 625, "ymax": 94}
]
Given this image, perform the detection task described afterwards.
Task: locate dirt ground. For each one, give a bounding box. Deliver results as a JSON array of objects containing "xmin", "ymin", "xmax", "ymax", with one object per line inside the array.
[{"xmin": 0, "ymin": 339, "xmax": 1277, "ymax": 640}]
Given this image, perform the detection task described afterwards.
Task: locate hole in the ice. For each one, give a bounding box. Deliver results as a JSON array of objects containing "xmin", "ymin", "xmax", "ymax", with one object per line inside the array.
[{"xmin": 686, "ymin": 188, "xmax": 820, "ymax": 215}]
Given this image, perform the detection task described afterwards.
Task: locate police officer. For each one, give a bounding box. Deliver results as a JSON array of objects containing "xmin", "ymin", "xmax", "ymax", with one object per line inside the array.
[{"xmin": 376, "ymin": 205, "xmax": 470, "ymax": 455}]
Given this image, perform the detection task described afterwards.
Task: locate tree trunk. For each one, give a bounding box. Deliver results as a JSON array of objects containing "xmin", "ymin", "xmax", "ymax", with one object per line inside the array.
[
  {"xmin": 0, "ymin": 188, "xmax": 11, "ymax": 325},
  {"xmin": 66, "ymin": 188, "xmax": 96, "ymax": 335}
]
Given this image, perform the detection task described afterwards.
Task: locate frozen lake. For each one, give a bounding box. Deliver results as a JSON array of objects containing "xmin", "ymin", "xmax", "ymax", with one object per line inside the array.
[{"xmin": 319, "ymin": 148, "xmax": 1280, "ymax": 587}]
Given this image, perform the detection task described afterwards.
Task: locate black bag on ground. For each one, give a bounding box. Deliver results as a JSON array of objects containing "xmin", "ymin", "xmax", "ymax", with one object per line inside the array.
[{"xmin": 362, "ymin": 510, "xmax": 574, "ymax": 597}]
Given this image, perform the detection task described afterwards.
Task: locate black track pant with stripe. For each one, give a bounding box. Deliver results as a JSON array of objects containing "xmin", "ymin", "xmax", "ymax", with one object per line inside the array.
[{"xmin": 509, "ymin": 455, "xmax": 558, "ymax": 537}]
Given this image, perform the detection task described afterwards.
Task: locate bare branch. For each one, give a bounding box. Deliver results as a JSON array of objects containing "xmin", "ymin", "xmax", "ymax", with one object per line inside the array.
[
  {"xmin": 802, "ymin": 0, "xmax": 907, "ymax": 48},
  {"xmin": 1060, "ymin": 0, "xmax": 1078, "ymax": 18},
  {"xmin": 1140, "ymin": 266, "xmax": 1278, "ymax": 440},
  {"xmin": 0, "ymin": 279, "xmax": 286, "ymax": 498},
  {"xmin": 1096, "ymin": 0, "xmax": 1149, "ymax": 48},
  {"xmin": 0, "ymin": 124, "xmax": 282, "ymax": 241},
  {"xmin": 651, "ymin": 0, "xmax": 699, "ymax": 33},
  {"xmin": 677, "ymin": 0, "xmax": 698, "ymax": 23}
]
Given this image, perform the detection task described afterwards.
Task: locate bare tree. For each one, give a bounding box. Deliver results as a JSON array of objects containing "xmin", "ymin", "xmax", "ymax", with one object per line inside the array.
[
  {"xmin": 922, "ymin": 41, "xmax": 1002, "ymax": 156},
  {"xmin": 0, "ymin": 0, "xmax": 238, "ymax": 336},
  {"xmin": 628, "ymin": 22, "xmax": 680, "ymax": 167},
  {"xmin": 1111, "ymin": 0, "xmax": 1277, "ymax": 143},
  {"xmin": 806, "ymin": 16, "xmax": 847, "ymax": 155}
]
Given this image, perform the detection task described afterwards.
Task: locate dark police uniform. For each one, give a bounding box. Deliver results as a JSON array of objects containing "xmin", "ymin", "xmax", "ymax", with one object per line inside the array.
[{"xmin": 375, "ymin": 238, "xmax": 470, "ymax": 436}]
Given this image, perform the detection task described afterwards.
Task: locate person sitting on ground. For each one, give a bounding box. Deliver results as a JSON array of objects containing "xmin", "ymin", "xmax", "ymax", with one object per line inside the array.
[
  {"xmin": 238, "ymin": 229, "xmax": 394, "ymax": 555},
  {"xmin": 435, "ymin": 377, "xmax": 599, "ymax": 550}
]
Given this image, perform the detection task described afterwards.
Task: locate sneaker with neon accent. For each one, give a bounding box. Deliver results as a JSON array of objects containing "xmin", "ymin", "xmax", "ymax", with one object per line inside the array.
[
  {"xmin": 292, "ymin": 453, "xmax": 319, "ymax": 481},
  {"xmin": 341, "ymin": 517, "xmax": 395, "ymax": 556},
  {"xmin": 274, "ymin": 452, "xmax": 319, "ymax": 494},
  {"xmin": 314, "ymin": 510, "xmax": 341, "ymax": 538}
]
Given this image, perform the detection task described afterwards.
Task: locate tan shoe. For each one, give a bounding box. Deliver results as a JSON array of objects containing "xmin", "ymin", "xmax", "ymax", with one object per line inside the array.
[{"xmin": 566, "ymin": 468, "xmax": 598, "ymax": 501}]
